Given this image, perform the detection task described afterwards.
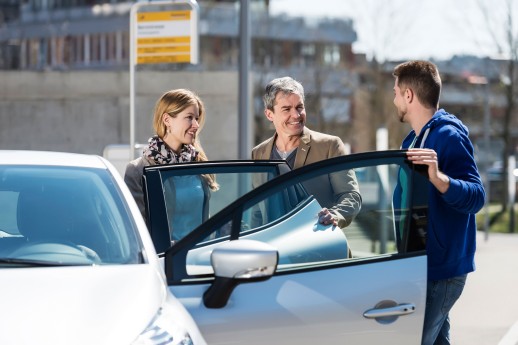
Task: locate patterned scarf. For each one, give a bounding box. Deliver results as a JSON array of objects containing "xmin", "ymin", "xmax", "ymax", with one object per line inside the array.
[{"xmin": 143, "ymin": 135, "xmax": 198, "ymax": 165}]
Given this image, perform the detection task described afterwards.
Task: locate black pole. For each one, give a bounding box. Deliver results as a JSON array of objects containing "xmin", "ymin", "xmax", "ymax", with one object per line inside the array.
[{"xmin": 238, "ymin": 0, "xmax": 251, "ymax": 159}]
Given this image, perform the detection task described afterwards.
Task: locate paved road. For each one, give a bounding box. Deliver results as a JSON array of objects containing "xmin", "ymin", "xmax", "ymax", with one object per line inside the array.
[{"xmin": 451, "ymin": 231, "xmax": 518, "ymax": 345}]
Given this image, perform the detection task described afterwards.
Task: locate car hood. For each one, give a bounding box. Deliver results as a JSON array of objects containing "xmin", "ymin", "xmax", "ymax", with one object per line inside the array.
[{"xmin": 0, "ymin": 264, "xmax": 166, "ymax": 345}]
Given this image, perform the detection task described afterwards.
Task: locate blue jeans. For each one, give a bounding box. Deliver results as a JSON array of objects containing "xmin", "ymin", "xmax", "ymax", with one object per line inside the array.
[{"xmin": 421, "ymin": 274, "xmax": 467, "ymax": 345}]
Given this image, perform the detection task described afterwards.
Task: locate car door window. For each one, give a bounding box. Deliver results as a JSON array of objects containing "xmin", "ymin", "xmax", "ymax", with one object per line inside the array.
[
  {"xmin": 144, "ymin": 162, "xmax": 290, "ymax": 253},
  {"xmin": 151, "ymin": 152, "xmax": 428, "ymax": 283}
]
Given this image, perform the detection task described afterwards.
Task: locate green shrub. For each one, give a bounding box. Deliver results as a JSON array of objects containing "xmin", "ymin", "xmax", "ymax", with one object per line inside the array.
[{"xmin": 476, "ymin": 204, "xmax": 518, "ymax": 233}]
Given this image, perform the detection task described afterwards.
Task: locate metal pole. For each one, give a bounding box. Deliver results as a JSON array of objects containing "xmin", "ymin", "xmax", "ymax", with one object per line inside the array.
[
  {"xmin": 509, "ymin": 155, "xmax": 515, "ymax": 232},
  {"xmin": 238, "ymin": 0, "xmax": 251, "ymax": 159},
  {"xmin": 129, "ymin": 5, "xmax": 137, "ymax": 160},
  {"xmin": 376, "ymin": 128, "xmax": 388, "ymax": 253},
  {"xmin": 483, "ymin": 79, "xmax": 491, "ymax": 240}
]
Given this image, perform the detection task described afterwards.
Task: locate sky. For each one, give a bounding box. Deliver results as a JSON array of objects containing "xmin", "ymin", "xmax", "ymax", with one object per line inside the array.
[{"xmin": 269, "ymin": 0, "xmax": 518, "ymax": 62}]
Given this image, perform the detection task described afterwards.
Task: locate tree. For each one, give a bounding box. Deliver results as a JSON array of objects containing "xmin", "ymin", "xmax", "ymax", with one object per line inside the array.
[
  {"xmin": 347, "ymin": 0, "xmax": 424, "ymax": 150},
  {"xmin": 474, "ymin": 0, "xmax": 518, "ymax": 231}
]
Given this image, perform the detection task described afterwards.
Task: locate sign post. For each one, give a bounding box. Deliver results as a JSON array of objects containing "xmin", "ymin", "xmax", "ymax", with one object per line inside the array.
[{"xmin": 129, "ymin": 0, "xmax": 199, "ymax": 159}]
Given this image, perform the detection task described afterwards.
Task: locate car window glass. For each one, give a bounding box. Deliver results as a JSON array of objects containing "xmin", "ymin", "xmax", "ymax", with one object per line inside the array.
[
  {"xmin": 159, "ymin": 169, "xmax": 279, "ymax": 242},
  {"xmin": 349, "ymin": 164, "xmax": 399, "ymax": 257},
  {"xmin": 170, "ymin": 155, "xmax": 428, "ymax": 282},
  {"xmin": 0, "ymin": 191, "xmax": 19, "ymax": 236},
  {"xmin": 0, "ymin": 166, "xmax": 142, "ymax": 265},
  {"xmin": 186, "ymin": 165, "xmax": 397, "ymax": 275}
]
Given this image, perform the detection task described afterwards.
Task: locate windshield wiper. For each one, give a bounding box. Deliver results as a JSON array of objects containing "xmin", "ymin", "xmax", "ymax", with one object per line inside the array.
[{"xmin": 0, "ymin": 257, "xmax": 92, "ymax": 267}]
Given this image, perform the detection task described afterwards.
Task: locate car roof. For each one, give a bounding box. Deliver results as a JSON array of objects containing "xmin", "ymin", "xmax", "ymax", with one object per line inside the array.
[{"xmin": 0, "ymin": 150, "xmax": 107, "ymax": 169}]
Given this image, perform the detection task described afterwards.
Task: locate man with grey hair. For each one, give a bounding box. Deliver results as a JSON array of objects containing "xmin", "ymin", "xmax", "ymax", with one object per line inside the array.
[{"xmin": 252, "ymin": 76, "xmax": 361, "ymax": 229}]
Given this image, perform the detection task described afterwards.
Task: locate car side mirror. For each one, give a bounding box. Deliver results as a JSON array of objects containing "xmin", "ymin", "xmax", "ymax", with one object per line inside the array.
[{"xmin": 203, "ymin": 239, "xmax": 278, "ymax": 309}]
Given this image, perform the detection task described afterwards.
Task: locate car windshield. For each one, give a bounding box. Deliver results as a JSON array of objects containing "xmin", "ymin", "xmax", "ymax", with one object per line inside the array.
[{"xmin": 0, "ymin": 165, "xmax": 142, "ymax": 266}]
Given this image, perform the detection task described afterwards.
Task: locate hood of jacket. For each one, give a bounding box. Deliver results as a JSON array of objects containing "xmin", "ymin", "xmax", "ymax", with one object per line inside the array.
[{"xmin": 402, "ymin": 109, "xmax": 468, "ymax": 149}]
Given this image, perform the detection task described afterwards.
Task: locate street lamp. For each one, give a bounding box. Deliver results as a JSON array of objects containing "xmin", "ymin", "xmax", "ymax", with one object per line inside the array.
[{"xmin": 467, "ymin": 74, "xmax": 491, "ymax": 240}]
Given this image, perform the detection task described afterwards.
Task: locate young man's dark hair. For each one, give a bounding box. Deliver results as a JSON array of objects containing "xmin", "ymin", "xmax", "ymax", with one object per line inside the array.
[{"xmin": 393, "ymin": 60, "xmax": 441, "ymax": 110}]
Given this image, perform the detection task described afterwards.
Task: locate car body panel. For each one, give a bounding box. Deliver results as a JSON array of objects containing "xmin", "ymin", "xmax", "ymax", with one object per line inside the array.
[
  {"xmin": 172, "ymin": 254, "xmax": 426, "ymax": 345},
  {"xmin": 0, "ymin": 265, "xmax": 165, "ymax": 345}
]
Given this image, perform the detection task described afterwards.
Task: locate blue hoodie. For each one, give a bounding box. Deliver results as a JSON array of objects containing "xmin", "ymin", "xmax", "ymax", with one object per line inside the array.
[{"xmin": 401, "ymin": 109, "xmax": 486, "ymax": 281}]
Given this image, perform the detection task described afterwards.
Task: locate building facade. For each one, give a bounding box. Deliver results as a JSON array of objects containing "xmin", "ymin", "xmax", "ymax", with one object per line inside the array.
[
  {"xmin": 0, "ymin": 0, "xmax": 515, "ymax": 161},
  {"xmin": 0, "ymin": 0, "xmax": 362, "ymax": 150}
]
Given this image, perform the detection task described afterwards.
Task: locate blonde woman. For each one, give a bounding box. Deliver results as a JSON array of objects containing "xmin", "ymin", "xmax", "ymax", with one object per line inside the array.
[{"xmin": 124, "ymin": 88, "xmax": 217, "ymax": 241}]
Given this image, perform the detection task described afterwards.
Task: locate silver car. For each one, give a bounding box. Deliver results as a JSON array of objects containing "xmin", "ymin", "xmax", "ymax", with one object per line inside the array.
[{"xmin": 0, "ymin": 150, "xmax": 206, "ymax": 345}]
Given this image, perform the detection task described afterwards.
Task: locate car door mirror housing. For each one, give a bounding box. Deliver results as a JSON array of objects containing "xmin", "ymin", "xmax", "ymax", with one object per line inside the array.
[{"xmin": 203, "ymin": 239, "xmax": 278, "ymax": 309}]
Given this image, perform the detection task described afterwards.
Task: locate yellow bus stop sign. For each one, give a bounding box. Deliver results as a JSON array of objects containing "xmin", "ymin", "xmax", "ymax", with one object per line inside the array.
[{"xmin": 134, "ymin": 9, "xmax": 198, "ymax": 64}]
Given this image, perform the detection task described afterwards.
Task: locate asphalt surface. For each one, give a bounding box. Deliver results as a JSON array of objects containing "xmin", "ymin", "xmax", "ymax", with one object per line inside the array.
[{"xmin": 450, "ymin": 231, "xmax": 518, "ymax": 345}]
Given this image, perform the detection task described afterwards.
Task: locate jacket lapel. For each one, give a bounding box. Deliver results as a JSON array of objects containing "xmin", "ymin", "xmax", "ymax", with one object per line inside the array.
[
  {"xmin": 261, "ymin": 134, "xmax": 276, "ymax": 159},
  {"xmin": 294, "ymin": 128, "xmax": 311, "ymax": 169}
]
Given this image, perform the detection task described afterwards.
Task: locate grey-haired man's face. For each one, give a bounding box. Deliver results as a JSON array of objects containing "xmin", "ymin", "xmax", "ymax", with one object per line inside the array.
[{"xmin": 265, "ymin": 92, "xmax": 306, "ymax": 138}]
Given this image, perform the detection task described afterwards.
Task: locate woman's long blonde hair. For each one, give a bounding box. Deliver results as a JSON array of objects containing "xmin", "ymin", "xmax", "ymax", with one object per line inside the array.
[{"xmin": 152, "ymin": 89, "xmax": 218, "ymax": 190}]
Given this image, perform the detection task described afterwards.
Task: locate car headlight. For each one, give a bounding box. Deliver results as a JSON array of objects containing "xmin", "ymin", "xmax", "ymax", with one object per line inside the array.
[{"xmin": 132, "ymin": 307, "xmax": 194, "ymax": 345}]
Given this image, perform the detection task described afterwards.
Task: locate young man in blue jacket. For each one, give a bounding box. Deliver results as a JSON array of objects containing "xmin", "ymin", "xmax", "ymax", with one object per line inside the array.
[{"xmin": 392, "ymin": 60, "xmax": 486, "ymax": 345}]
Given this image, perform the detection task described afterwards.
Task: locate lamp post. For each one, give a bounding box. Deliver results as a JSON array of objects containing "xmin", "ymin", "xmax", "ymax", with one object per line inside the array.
[
  {"xmin": 238, "ymin": 0, "xmax": 251, "ymax": 159},
  {"xmin": 482, "ymin": 78, "xmax": 491, "ymax": 240},
  {"xmin": 508, "ymin": 155, "xmax": 516, "ymax": 233},
  {"xmin": 468, "ymin": 73, "xmax": 491, "ymax": 240}
]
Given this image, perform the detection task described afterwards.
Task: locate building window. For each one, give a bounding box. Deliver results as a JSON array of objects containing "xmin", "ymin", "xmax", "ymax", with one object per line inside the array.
[
  {"xmin": 323, "ymin": 44, "xmax": 340, "ymax": 66},
  {"xmin": 90, "ymin": 33, "xmax": 100, "ymax": 63},
  {"xmin": 121, "ymin": 31, "xmax": 129, "ymax": 63},
  {"xmin": 75, "ymin": 35, "xmax": 84, "ymax": 66},
  {"xmin": 301, "ymin": 43, "xmax": 316, "ymax": 67}
]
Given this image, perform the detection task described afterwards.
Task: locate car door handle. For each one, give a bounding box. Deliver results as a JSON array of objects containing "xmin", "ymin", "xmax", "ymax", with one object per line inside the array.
[{"xmin": 363, "ymin": 303, "xmax": 416, "ymax": 319}]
